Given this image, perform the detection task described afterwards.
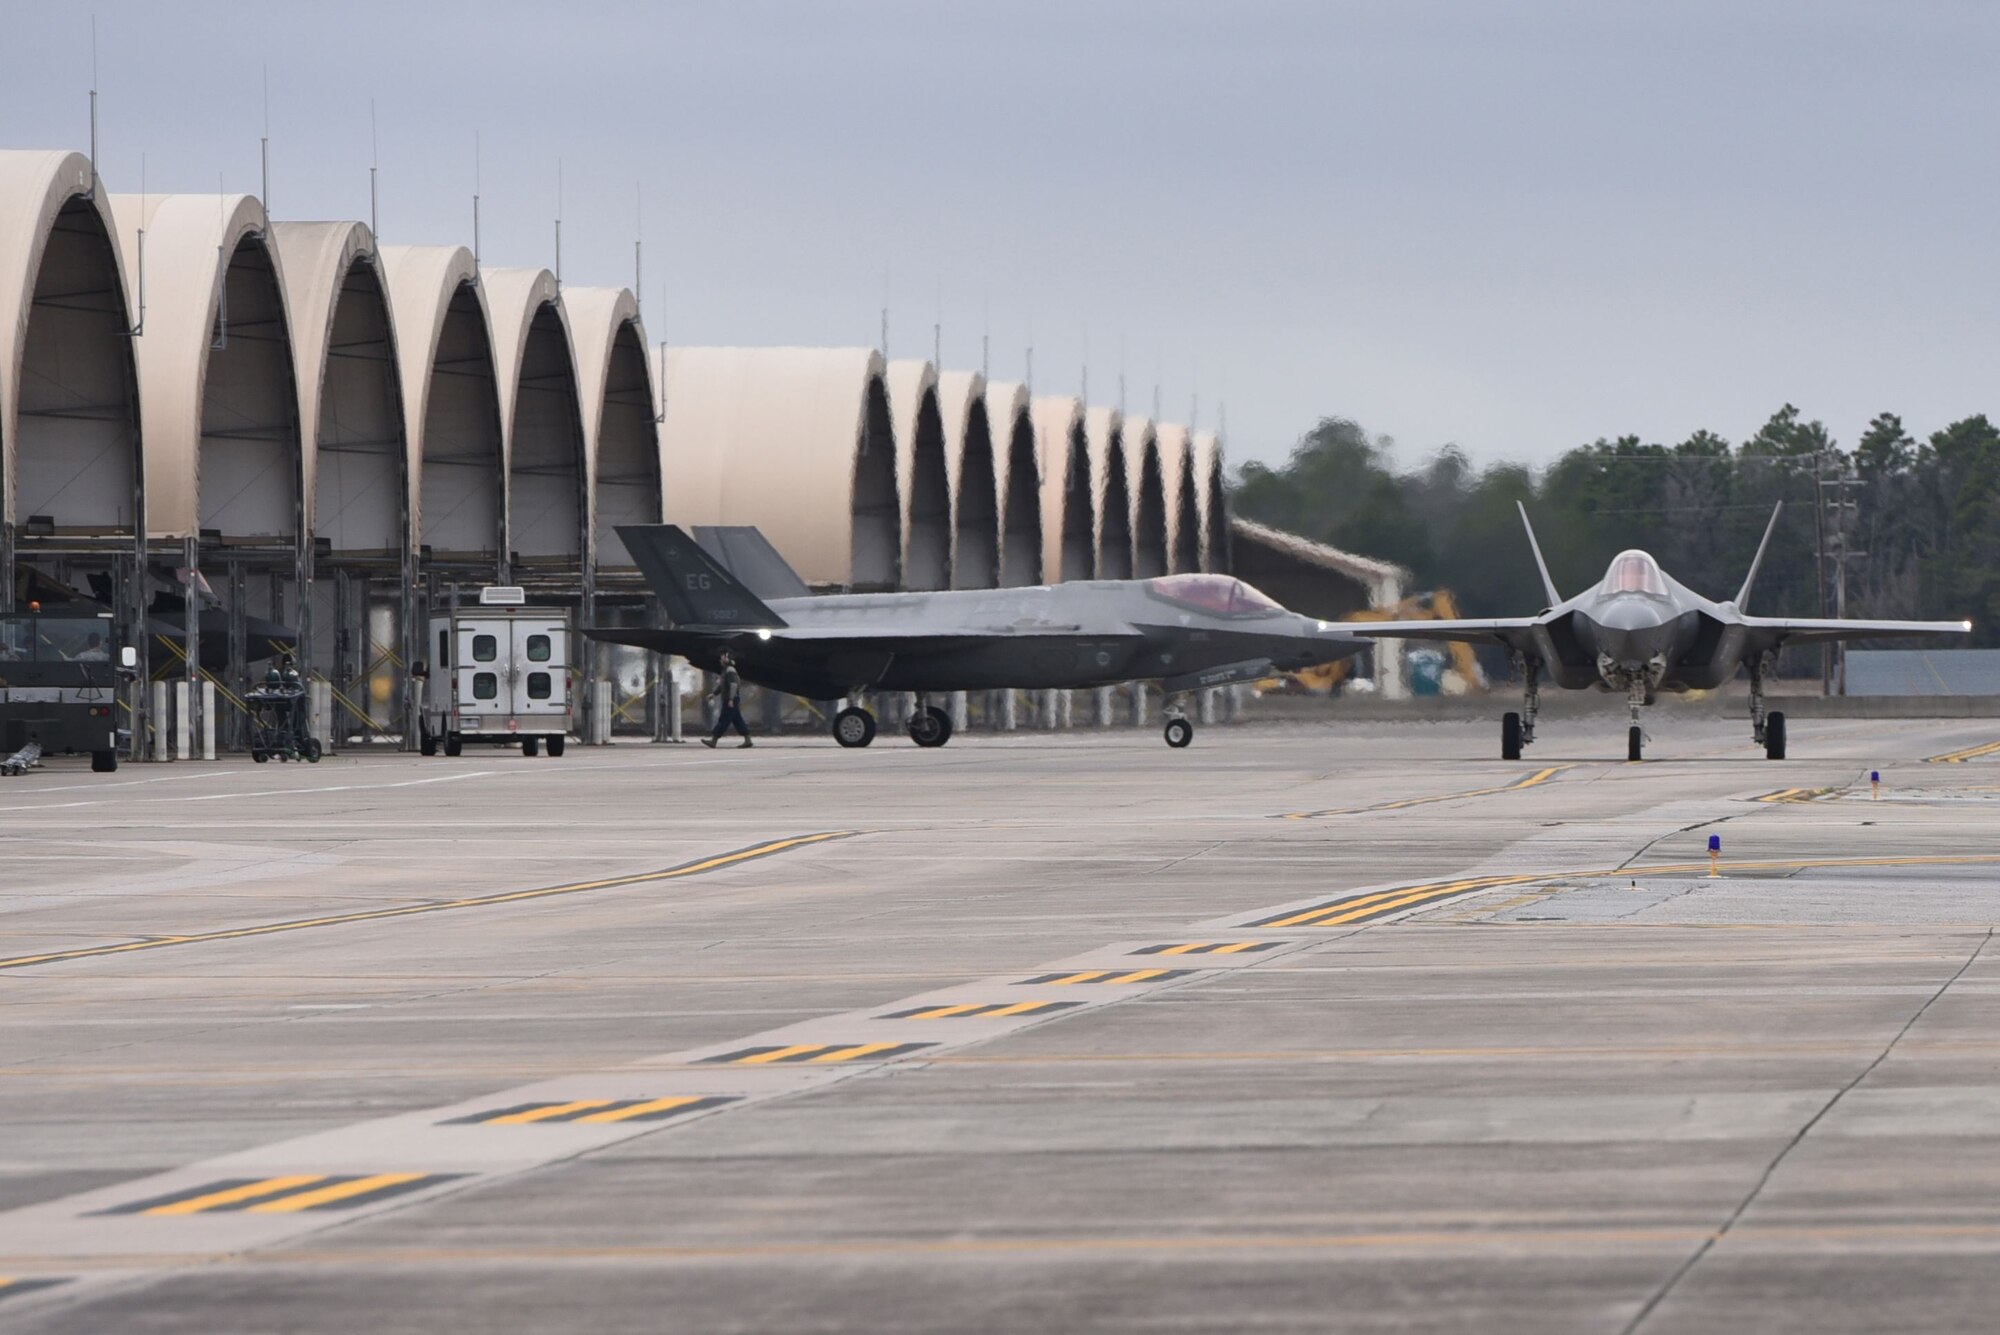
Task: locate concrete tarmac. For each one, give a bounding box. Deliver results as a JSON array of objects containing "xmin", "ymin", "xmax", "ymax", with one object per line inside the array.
[{"xmin": 1, "ymin": 713, "xmax": 1997, "ymax": 1332}]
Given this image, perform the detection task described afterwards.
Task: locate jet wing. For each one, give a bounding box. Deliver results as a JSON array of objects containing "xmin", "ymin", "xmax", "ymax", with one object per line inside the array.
[
  {"xmin": 1347, "ymin": 617, "xmax": 1542, "ymax": 646},
  {"xmin": 1737, "ymin": 616, "xmax": 1972, "ymax": 647}
]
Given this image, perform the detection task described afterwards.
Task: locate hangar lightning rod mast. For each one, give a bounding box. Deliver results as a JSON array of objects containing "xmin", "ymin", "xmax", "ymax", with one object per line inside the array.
[
  {"xmin": 472, "ymin": 131, "xmax": 481, "ymax": 264},
  {"xmin": 88, "ymin": 16, "xmax": 99, "ymax": 198},
  {"xmin": 633, "ymin": 182, "xmax": 643, "ymax": 316},
  {"xmin": 368, "ymin": 99, "xmax": 378, "ymax": 237},
  {"xmin": 554, "ymin": 157, "xmax": 563, "ymax": 287},
  {"xmin": 260, "ymin": 65, "xmax": 270, "ymax": 216}
]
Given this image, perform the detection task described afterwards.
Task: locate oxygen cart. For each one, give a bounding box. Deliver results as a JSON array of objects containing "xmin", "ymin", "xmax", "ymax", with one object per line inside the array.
[{"xmin": 243, "ymin": 679, "xmax": 321, "ymax": 763}]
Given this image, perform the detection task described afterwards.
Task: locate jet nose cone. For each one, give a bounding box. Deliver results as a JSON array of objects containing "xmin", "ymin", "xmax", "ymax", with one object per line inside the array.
[{"xmin": 1595, "ymin": 595, "xmax": 1670, "ymax": 633}]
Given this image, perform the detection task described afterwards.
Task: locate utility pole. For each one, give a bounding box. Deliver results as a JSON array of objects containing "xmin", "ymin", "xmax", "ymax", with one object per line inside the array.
[{"xmin": 1813, "ymin": 453, "xmax": 1831, "ymax": 696}]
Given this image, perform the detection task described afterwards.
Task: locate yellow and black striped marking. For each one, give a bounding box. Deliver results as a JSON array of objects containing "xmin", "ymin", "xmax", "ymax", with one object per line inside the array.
[
  {"xmin": 1248, "ymin": 874, "xmax": 1548, "ymax": 928},
  {"xmin": 1132, "ymin": 941, "xmax": 1281, "ymax": 956},
  {"xmin": 446, "ymin": 1095, "xmax": 736, "ymax": 1125},
  {"xmin": 701, "ymin": 1042, "xmax": 935, "ymax": 1065},
  {"xmin": 97, "ymin": 1173, "xmax": 464, "ymax": 1216},
  {"xmin": 1925, "ymin": 738, "xmax": 2000, "ymax": 764},
  {"xmin": 1280, "ymin": 766, "xmax": 1568, "ymax": 820},
  {"xmin": 0, "ymin": 1278, "xmax": 66, "ymax": 1302},
  {"xmin": 1754, "ymin": 787, "xmax": 1832, "ymax": 804},
  {"xmin": 884, "ymin": 1001, "xmax": 1081, "ymax": 1020},
  {"xmin": 1017, "ymin": 968, "xmax": 1194, "ymax": 986},
  {"xmin": 0, "ymin": 832, "xmax": 857, "ymax": 973}
]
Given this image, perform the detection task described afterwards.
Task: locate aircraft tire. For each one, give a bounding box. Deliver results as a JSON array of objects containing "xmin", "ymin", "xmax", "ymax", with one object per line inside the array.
[
  {"xmin": 1627, "ymin": 725, "xmax": 1643, "ymax": 762},
  {"xmin": 547, "ymin": 734, "xmax": 566, "ymax": 757},
  {"xmin": 523, "ymin": 736, "xmax": 540, "ymax": 757},
  {"xmin": 1164, "ymin": 717, "xmax": 1194, "ymax": 748},
  {"xmin": 911, "ymin": 705, "xmax": 952, "ymax": 748},
  {"xmin": 1765, "ymin": 711, "xmax": 1787, "ymax": 760},
  {"xmin": 1501, "ymin": 712, "xmax": 1523, "ymax": 760},
  {"xmin": 833, "ymin": 706, "xmax": 877, "ymax": 748},
  {"xmin": 91, "ymin": 749, "xmax": 118, "ymax": 774},
  {"xmin": 444, "ymin": 733, "xmax": 463, "ymax": 757}
]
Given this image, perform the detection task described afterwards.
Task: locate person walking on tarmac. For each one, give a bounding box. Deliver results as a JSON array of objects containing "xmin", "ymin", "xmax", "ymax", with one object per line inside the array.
[{"xmin": 701, "ymin": 650, "xmax": 753, "ymax": 748}]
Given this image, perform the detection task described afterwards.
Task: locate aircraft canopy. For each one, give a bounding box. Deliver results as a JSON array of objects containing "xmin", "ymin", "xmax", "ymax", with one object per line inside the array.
[
  {"xmin": 1603, "ymin": 550, "xmax": 1668, "ymax": 597},
  {"xmin": 1147, "ymin": 573, "xmax": 1285, "ymax": 618}
]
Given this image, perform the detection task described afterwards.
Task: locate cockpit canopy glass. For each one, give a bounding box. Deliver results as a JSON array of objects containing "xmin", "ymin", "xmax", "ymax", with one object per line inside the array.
[
  {"xmin": 1601, "ymin": 550, "xmax": 1669, "ymax": 597},
  {"xmin": 1146, "ymin": 573, "xmax": 1286, "ymax": 618}
]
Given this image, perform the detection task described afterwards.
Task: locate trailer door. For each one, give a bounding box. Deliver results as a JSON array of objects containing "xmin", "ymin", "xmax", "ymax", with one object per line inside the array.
[
  {"xmin": 458, "ymin": 621, "xmax": 510, "ymax": 716},
  {"xmin": 511, "ymin": 619, "xmax": 567, "ymax": 724}
]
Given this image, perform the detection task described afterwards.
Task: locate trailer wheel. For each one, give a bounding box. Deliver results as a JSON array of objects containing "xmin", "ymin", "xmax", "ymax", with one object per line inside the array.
[
  {"xmin": 252, "ymin": 749, "xmax": 270, "ymax": 764},
  {"xmin": 522, "ymin": 736, "xmax": 540, "ymax": 757},
  {"xmin": 420, "ymin": 727, "xmax": 438, "ymax": 757},
  {"xmin": 91, "ymin": 749, "xmax": 118, "ymax": 773},
  {"xmin": 444, "ymin": 733, "xmax": 463, "ymax": 757},
  {"xmin": 304, "ymin": 737, "xmax": 322, "ymax": 763},
  {"xmin": 547, "ymin": 734, "xmax": 565, "ymax": 757}
]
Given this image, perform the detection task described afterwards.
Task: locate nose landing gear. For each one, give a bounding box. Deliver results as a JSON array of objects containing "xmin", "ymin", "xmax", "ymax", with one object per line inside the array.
[{"xmin": 1163, "ymin": 692, "xmax": 1195, "ymax": 747}]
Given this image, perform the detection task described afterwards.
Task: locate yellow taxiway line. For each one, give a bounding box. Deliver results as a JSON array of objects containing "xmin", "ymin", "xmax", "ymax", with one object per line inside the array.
[
  {"xmin": 1924, "ymin": 738, "xmax": 2000, "ymax": 764},
  {"xmin": 1281, "ymin": 765, "xmax": 1571, "ymax": 820},
  {"xmin": 0, "ymin": 832, "xmax": 858, "ymax": 972}
]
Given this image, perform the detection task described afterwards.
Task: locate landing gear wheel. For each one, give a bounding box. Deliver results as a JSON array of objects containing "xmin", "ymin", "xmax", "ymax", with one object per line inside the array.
[
  {"xmin": 909, "ymin": 705, "xmax": 953, "ymax": 748},
  {"xmin": 1501, "ymin": 712, "xmax": 1523, "ymax": 761},
  {"xmin": 444, "ymin": 733, "xmax": 463, "ymax": 757},
  {"xmin": 1163, "ymin": 717, "xmax": 1194, "ymax": 748},
  {"xmin": 1764, "ymin": 711, "xmax": 1787, "ymax": 761},
  {"xmin": 1628, "ymin": 725, "xmax": 1644, "ymax": 762},
  {"xmin": 304, "ymin": 737, "xmax": 322, "ymax": 763},
  {"xmin": 832, "ymin": 706, "xmax": 877, "ymax": 748},
  {"xmin": 523, "ymin": 736, "xmax": 540, "ymax": 757},
  {"xmin": 251, "ymin": 749, "xmax": 270, "ymax": 764},
  {"xmin": 547, "ymin": 734, "xmax": 565, "ymax": 757},
  {"xmin": 420, "ymin": 727, "xmax": 438, "ymax": 757},
  {"xmin": 91, "ymin": 749, "xmax": 118, "ymax": 773}
]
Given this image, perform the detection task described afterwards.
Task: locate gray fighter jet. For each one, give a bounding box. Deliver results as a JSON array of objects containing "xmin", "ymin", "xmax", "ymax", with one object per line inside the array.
[
  {"xmin": 583, "ymin": 524, "xmax": 1366, "ymax": 748},
  {"xmin": 1351, "ymin": 503, "xmax": 1971, "ymax": 761}
]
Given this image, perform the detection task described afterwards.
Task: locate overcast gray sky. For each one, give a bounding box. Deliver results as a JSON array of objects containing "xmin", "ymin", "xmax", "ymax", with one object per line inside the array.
[{"xmin": 5, "ymin": 1, "xmax": 1995, "ymax": 472}]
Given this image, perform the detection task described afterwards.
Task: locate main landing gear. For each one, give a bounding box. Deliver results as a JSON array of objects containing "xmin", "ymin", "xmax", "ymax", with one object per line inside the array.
[
  {"xmin": 832, "ymin": 705, "xmax": 877, "ymax": 748},
  {"xmin": 829, "ymin": 697, "xmax": 954, "ymax": 748},
  {"xmin": 1501, "ymin": 655, "xmax": 1541, "ymax": 760},
  {"xmin": 908, "ymin": 696, "xmax": 954, "ymax": 748},
  {"xmin": 1749, "ymin": 651, "xmax": 1786, "ymax": 760}
]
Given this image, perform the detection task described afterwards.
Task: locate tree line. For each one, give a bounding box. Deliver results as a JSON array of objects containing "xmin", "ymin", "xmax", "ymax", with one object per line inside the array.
[{"xmin": 1231, "ymin": 406, "xmax": 2000, "ymax": 652}]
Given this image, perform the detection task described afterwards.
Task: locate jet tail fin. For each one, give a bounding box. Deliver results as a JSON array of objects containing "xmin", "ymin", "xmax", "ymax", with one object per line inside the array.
[
  {"xmin": 1518, "ymin": 502, "xmax": 1561, "ymax": 607},
  {"xmin": 1735, "ymin": 501, "xmax": 1784, "ymax": 611},
  {"xmin": 693, "ymin": 526, "xmax": 812, "ymax": 601},
  {"xmin": 616, "ymin": 524, "xmax": 790, "ymax": 630}
]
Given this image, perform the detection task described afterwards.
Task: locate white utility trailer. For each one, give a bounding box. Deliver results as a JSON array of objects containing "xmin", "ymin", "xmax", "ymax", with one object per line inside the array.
[{"xmin": 419, "ymin": 588, "xmax": 572, "ymax": 757}]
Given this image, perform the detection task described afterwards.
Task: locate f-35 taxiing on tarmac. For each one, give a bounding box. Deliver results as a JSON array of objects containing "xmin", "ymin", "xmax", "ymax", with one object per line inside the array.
[
  {"xmin": 584, "ymin": 525, "xmax": 1365, "ymax": 748},
  {"xmin": 1352, "ymin": 503, "xmax": 1971, "ymax": 761}
]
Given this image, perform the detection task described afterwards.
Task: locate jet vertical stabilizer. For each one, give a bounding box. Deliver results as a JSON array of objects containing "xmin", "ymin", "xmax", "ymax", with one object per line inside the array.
[
  {"xmin": 617, "ymin": 525, "xmax": 790, "ymax": 630},
  {"xmin": 1734, "ymin": 501, "xmax": 1784, "ymax": 611},
  {"xmin": 1517, "ymin": 502, "xmax": 1561, "ymax": 608}
]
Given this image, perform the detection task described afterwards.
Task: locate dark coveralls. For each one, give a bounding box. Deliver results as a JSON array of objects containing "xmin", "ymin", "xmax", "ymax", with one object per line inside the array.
[{"xmin": 709, "ymin": 663, "xmax": 751, "ymax": 744}]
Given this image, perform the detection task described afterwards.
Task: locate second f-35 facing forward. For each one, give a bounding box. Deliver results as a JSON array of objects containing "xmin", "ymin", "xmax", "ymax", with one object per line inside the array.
[
  {"xmin": 1352, "ymin": 503, "xmax": 1971, "ymax": 760},
  {"xmin": 586, "ymin": 524, "xmax": 1364, "ymax": 748}
]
